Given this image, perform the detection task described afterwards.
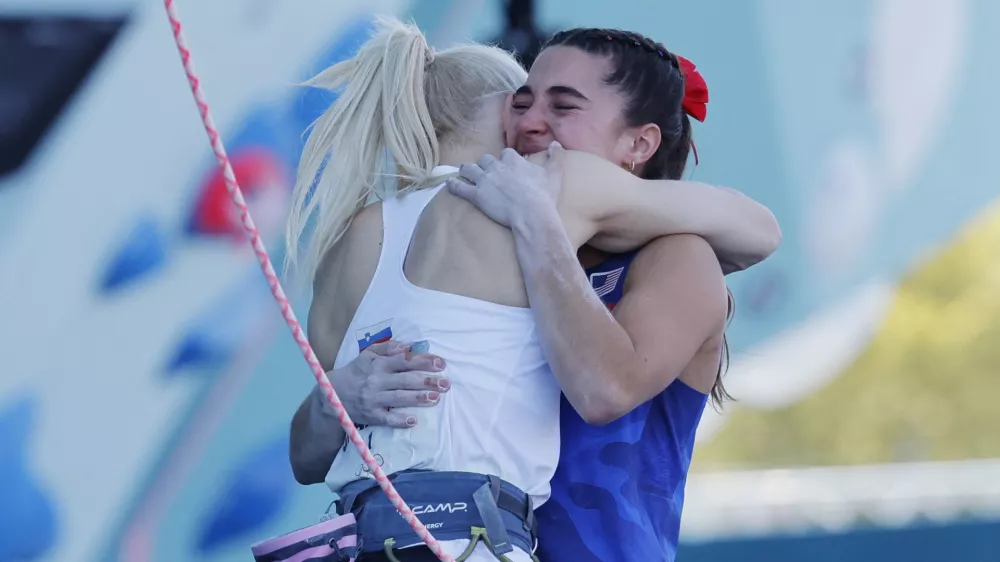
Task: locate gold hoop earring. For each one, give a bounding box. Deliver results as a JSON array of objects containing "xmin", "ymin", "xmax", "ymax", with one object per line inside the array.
[{"xmin": 629, "ymin": 161, "xmax": 636, "ymax": 173}]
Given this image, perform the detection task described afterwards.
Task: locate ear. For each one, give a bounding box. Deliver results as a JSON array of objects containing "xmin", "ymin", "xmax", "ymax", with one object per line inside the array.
[
  {"xmin": 501, "ymin": 92, "xmax": 516, "ymax": 147},
  {"xmin": 623, "ymin": 123, "xmax": 662, "ymax": 169}
]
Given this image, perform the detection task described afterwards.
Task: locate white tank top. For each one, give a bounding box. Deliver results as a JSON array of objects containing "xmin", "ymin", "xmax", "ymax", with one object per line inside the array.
[{"xmin": 324, "ymin": 170, "xmax": 562, "ymax": 506}]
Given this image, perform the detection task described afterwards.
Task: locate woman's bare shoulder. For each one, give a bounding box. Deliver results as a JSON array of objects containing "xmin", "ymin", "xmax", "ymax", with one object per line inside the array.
[{"xmin": 313, "ymin": 202, "xmax": 384, "ymax": 303}]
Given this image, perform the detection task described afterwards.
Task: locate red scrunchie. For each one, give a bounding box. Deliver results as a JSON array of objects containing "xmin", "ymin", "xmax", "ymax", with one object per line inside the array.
[{"xmin": 677, "ymin": 56, "xmax": 708, "ymax": 122}]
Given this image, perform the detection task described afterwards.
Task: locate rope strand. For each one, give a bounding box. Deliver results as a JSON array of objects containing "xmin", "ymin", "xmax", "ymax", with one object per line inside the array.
[{"xmin": 161, "ymin": 2, "xmax": 451, "ymax": 559}]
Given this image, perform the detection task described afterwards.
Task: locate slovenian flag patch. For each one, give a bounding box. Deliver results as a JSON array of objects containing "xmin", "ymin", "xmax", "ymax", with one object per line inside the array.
[{"xmin": 356, "ymin": 319, "xmax": 392, "ymax": 352}]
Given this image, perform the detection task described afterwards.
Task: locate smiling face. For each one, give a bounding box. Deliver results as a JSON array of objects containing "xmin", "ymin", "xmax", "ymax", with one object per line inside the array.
[
  {"xmin": 507, "ymin": 28, "xmax": 696, "ymax": 180},
  {"xmin": 506, "ymin": 46, "xmax": 641, "ymax": 167}
]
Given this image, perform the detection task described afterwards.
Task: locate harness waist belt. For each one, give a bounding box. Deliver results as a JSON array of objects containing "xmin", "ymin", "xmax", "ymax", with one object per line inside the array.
[{"xmin": 337, "ymin": 470, "xmax": 536, "ymax": 555}]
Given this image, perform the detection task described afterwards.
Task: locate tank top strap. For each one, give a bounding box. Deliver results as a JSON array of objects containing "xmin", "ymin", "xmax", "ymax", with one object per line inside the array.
[{"xmin": 373, "ymin": 179, "xmax": 447, "ymax": 289}]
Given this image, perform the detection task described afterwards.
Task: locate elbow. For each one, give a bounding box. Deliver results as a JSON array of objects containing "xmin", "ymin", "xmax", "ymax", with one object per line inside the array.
[
  {"xmin": 288, "ymin": 444, "xmax": 313, "ymax": 485},
  {"xmin": 746, "ymin": 208, "xmax": 782, "ymax": 265},
  {"xmin": 292, "ymin": 468, "xmax": 323, "ymax": 486},
  {"xmin": 572, "ymin": 378, "xmax": 636, "ymax": 426},
  {"xmin": 289, "ymin": 450, "xmax": 327, "ymax": 485},
  {"xmin": 288, "ymin": 418, "xmax": 328, "ymax": 485},
  {"xmin": 290, "ymin": 464, "xmax": 311, "ymax": 485},
  {"xmin": 724, "ymin": 211, "xmax": 782, "ymax": 274},
  {"xmin": 753, "ymin": 206, "xmax": 783, "ymax": 261},
  {"xmin": 761, "ymin": 211, "xmax": 783, "ymax": 258},
  {"xmin": 578, "ymin": 403, "xmax": 629, "ymax": 426}
]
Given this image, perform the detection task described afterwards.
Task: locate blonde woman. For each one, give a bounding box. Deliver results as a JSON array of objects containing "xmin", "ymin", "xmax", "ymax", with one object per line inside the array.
[{"xmin": 285, "ymin": 17, "xmax": 778, "ymax": 562}]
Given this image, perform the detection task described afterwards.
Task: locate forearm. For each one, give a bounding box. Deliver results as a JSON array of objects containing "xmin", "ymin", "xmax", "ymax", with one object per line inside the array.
[
  {"xmin": 593, "ymin": 180, "xmax": 781, "ymax": 273},
  {"xmin": 289, "ymin": 385, "xmax": 345, "ymax": 484},
  {"xmin": 551, "ymin": 151, "xmax": 779, "ymax": 271},
  {"xmin": 512, "ymin": 206, "xmax": 637, "ymax": 424}
]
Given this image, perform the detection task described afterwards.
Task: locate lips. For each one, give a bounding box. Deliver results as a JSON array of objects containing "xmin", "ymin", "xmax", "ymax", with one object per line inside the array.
[{"xmin": 516, "ymin": 139, "xmax": 551, "ymax": 155}]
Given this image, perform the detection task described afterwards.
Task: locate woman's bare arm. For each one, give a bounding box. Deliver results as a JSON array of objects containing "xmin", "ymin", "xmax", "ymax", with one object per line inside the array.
[{"xmin": 527, "ymin": 150, "xmax": 782, "ymax": 273}]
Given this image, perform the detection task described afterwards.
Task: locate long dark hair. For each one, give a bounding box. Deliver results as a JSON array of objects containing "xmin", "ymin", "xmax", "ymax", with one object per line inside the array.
[{"xmin": 543, "ymin": 28, "xmax": 734, "ymax": 407}]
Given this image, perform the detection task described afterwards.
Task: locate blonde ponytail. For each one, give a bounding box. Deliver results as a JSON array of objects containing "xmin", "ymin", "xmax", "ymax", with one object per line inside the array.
[
  {"xmin": 284, "ymin": 17, "xmax": 437, "ymax": 281},
  {"xmin": 284, "ymin": 17, "xmax": 527, "ymax": 282}
]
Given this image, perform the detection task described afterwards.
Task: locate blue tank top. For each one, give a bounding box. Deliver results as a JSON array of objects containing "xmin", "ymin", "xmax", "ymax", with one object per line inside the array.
[{"xmin": 534, "ymin": 251, "xmax": 708, "ymax": 562}]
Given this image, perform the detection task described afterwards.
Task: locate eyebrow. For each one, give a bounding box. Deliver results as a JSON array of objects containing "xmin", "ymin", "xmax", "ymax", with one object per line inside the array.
[
  {"xmin": 513, "ymin": 85, "xmax": 590, "ymax": 102},
  {"xmin": 548, "ymin": 85, "xmax": 590, "ymax": 101}
]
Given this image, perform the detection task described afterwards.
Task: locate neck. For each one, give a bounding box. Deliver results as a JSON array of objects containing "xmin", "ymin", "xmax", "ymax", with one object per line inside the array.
[{"xmin": 439, "ymin": 141, "xmax": 499, "ymax": 168}]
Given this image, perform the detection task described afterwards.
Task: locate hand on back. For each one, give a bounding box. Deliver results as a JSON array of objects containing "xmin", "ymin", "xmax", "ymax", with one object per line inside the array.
[
  {"xmin": 327, "ymin": 340, "xmax": 451, "ymax": 429},
  {"xmin": 447, "ymin": 142, "xmax": 566, "ymax": 228}
]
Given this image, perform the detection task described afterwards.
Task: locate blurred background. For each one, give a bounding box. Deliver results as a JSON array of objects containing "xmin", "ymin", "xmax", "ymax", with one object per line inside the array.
[{"xmin": 2, "ymin": 0, "xmax": 999, "ymax": 560}]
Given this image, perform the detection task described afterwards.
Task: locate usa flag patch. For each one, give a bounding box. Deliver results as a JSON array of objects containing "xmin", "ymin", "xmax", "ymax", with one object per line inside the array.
[
  {"xmin": 356, "ymin": 319, "xmax": 392, "ymax": 351},
  {"xmin": 589, "ymin": 267, "xmax": 624, "ymax": 298}
]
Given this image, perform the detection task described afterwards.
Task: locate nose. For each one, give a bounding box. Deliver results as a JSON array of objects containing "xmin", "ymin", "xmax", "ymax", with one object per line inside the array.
[{"xmin": 514, "ymin": 103, "xmax": 549, "ymax": 141}]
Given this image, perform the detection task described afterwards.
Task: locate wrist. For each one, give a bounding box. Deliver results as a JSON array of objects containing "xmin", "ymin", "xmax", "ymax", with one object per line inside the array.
[{"xmin": 512, "ymin": 201, "xmax": 562, "ymax": 242}]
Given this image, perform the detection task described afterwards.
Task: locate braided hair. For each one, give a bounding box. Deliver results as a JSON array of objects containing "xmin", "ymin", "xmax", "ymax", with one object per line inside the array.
[
  {"xmin": 543, "ymin": 29, "xmax": 733, "ymax": 407},
  {"xmin": 543, "ymin": 28, "xmax": 692, "ymax": 181}
]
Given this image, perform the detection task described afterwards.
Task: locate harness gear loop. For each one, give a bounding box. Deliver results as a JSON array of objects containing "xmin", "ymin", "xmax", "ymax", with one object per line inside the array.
[{"xmin": 382, "ymin": 527, "xmax": 532, "ymax": 562}]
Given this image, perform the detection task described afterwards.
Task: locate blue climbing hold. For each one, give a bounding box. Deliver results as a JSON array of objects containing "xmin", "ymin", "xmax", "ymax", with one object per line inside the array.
[
  {"xmin": 100, "ymin": 215, "xmax": 168, "ymax": 293},
  {"xmin": 164, "ymin": 269, "xmax": 271, "ymax": 375},
  {"xmin": 0, "ymin": 395, "xmax": 59, "ymax": 561},
  {"xmin": 195, "ymin": 433, "xmax": 294, "ymax": 553},
  {"xmin": 165, "ymin": 336, "xmax": 221, "ymax": 374}
]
